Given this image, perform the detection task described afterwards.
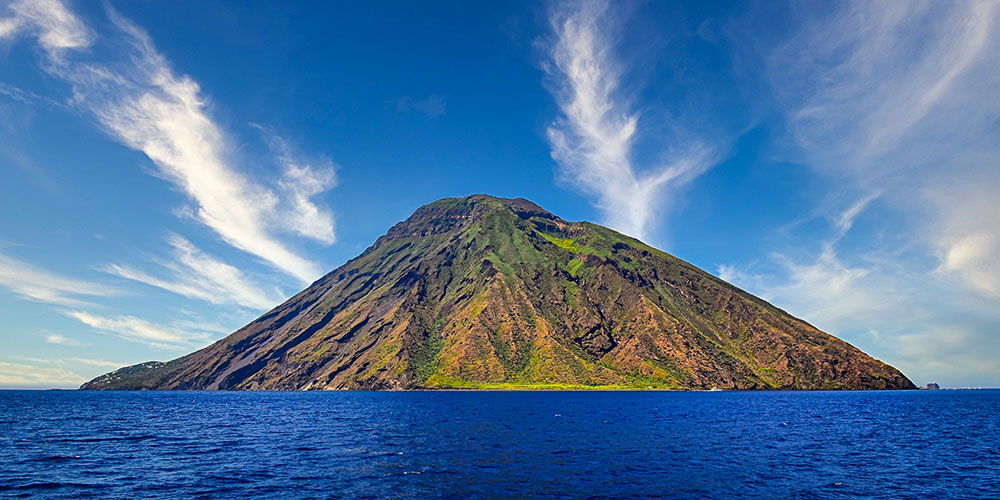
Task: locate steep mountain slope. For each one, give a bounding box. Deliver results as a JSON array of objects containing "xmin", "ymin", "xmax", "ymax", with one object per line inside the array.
[{"xmin": 83, "ymin": 195, "xmax": 914, "ymax": 390}]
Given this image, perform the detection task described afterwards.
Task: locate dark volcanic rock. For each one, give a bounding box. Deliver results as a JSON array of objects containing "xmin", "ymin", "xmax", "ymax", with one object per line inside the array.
[{"xmin": 82, "ymin": 195, "xmax": 915, "ymax": 391}]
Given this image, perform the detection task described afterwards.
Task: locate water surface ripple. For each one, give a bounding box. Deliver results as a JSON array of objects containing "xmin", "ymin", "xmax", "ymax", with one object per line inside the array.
[{"xmin": 1, "ymin": 390, "xmax": 997, "ymax": 499}]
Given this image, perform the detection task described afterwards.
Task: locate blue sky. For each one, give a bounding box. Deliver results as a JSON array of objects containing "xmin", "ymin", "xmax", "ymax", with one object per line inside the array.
[{"xmin": 1, "ymin": 0, "xmax": 997, "ymax": 388}]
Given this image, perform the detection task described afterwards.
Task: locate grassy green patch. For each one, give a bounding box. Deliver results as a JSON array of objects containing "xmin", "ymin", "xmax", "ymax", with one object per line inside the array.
[
  {"xmin": 462, "ymin": 224, "xmax": 482, "ymax": 245},
  {"xmin": 485, "ymin": 252, "xmax": 516, "ymax": 276},
  {"xmin": 538, "ymin": 233, "xmax": 582, "ymax": 253},
  {"xmin": 424, "ymin": 373, "xmax": 677, "ymax": 390},
  {"xmin": 360, "ymin": 343, "xmax": 400, "ymax": 378},
  {"xmin": 566, "ymin": 258, "xmax": 584, "ymax": 276}
]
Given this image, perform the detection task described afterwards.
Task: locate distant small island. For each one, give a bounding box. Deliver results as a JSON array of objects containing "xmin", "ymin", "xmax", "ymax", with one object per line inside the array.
[{"xmin": 82, "ymin": 195, "xmax": 915, "ymax": 391}]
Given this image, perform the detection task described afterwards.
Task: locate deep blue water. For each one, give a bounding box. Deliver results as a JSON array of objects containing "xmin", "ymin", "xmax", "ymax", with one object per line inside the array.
[{"xmin": 1, "ymin": 390, "xmax": 997, "ymax": 499}]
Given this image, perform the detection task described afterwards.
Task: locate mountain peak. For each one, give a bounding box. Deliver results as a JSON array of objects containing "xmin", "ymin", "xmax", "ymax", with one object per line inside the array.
[
  {"xmin": 374, "ymin": 194, "xmax": 560, "ymax": 249},
  {"xmin": 418, "ymin": 194, "xmax": 559, "ymax": 222},
  {"xmin": 82, "ymin": 194, "xmax": 914, "ymax": 391},
  {"xmin": 464, "ymin": 194, "xmax": 558, "ymax": 219}
]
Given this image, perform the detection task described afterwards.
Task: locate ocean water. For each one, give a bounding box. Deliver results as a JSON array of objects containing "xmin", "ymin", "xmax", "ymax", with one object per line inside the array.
[{"xmin": 0, "ymin": 390, "xmax": 997, "ymax": 499}]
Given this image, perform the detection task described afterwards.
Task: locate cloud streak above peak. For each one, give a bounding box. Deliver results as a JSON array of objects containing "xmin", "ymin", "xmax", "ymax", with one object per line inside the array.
[
  {"xmin": 1, "ymin": 1, "xmax": 337, "ymax": 284},
  {"xmin": 544, "ymin": 0, "xmax": 714, "ymax": 242}
]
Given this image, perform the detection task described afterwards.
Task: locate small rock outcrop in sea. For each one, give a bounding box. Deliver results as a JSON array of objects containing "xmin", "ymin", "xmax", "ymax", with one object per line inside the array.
[
  {"xmin": 926, "ymin": 383, "xmax": 940, "ymax": 390},
  {"xmin": 81, "ymin": 195, "xmax": 916, "ymax": 391}
]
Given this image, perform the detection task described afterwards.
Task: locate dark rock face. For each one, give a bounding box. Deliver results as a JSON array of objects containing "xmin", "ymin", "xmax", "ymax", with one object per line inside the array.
[{"xmin": 82, "ymin": 195, "xmax": 915, "ymax": 391}]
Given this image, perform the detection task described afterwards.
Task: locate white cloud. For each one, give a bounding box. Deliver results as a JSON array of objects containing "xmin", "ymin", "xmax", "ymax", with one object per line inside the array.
[
  {"xmin": 19, "ymin": 355, "xmax": 126, "ymax": 369},
  {"xmin": 171, "ymin": 318, "xmax": 232, "ymax": 335},
  {"xmin": 44, "ymin": 333, "xmax": 80, "ymax": 346},
  {"xmin": 940, "ymin": 231, "xmax": 999, "ymax": 297},
  {"xmin": 0, "ymin": 0, "xmax": 91, "ymax": 55},
  {"xmin": 0, "ymin": 360, "xmax": 85, "ymax": 389},
  {"xmin": 720, "ymin": 195, "xmax": 891, "ymax": 326},
  {"xmin": 716, "ymin": 263, "xmax": 743, "ymax": 285},
  {"xmin": 0, "ymin": 252, "xmax": 116, "ymax": 306},
  {"xmin": 832, "ymin": 190, "xmax": 881, "ymax": 239},
  {"xmin": 278, "ymin": 161, "xmax": 337, "ymax": 243},
  {"xmin": 892, "ymin": 324, "xmax": 1000, "ymax": 387},
  {"xmin": 544, "ymin": 0, "xmax": 713, "ymax": 241},
  {"xmin": 720, "ymin": 194, "xmax": 890, "ymax": 332},
  {"xmin": 0, "ymin": 82, "xmax": 58, "ymax": 106},
  {"xmin": 926, "ymin": 169, "xmax": 1000, "ymax": 298},
  {"xmin": 65, "ymin": 357, "xmax": 126, "ymax": 368},
  {"xmin": 255, "ymin": 125, "xmax": 338, "ymax": 244},
  {"xmin": 0, "ymin": 18, "xmax": 18, "ymax": 39},
  {"xmin": 1, "ymin": 1, "xmax": 337, "ymax": 284},
  {"xmin": 711, "ymin": 1, "xmax": 1000, "ymax": 386},
  {"xmin": 766, "ymin": 0, "xmax": 1000, "ymax": 298},
  {"xmin": 772, "ymin": 2, "xmax": 995, "ymax": 167},
  {"xmin": 0, "ymin": 357, "xmax": 133, "ymax": 389},
  {"xmin": 65, "ymin": 310, "xmax": 215, "ymax": 348},
  {"xmin": 105, "ymin": 234, "xmax": 284, "ymax": 310},
  {"xmin": 761, "ymin": 246, "xmax": 877, "ymax": 327},
  {"xmin": 719, "ymin": 191, "xmax": 1000, "ymax": 386}
]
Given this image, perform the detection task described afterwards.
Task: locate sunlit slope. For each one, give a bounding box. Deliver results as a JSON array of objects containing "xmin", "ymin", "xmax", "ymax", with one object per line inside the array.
[{"xmin": 82, "ymin": 195, "xmax": 914, "ymax": 390}]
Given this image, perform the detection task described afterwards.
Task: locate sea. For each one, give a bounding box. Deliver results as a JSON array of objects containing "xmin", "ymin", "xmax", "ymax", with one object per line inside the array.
[{"xmin": 1, "ymin": 390, "xmax": 997, "ymax": 499}]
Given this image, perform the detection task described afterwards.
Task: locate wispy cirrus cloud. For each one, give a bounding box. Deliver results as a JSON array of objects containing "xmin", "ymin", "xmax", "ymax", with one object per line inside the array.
[
  {"xmin": 544, "ymin": 0, "xmax": 714, "ymax": 241},
  {"xmin": 718, "ymin": 197, "xmax": 894, "ymax": 329},
  {"xmin": 0, "ymin": 252, "xmax": 116, "ymax": 306},
  {"xmin": 0, "ymin": 0, "xmax": 337, "ymax": 284},
  {"xmin": 104, "ymin": 234, "xmax": 284, "ymax": 310},
  {"xmin": 719, "ymin": 0, "xmax": 1000, "ymax": 385},
  {"xmin": 254, "ymin": 125, "xmax": 338, "ymax": 245},
  {"xmin": 720, "ymin": 241, "xmax": 1000, "ymax": 387},
  {"xmin": 767, "ymin": 0, "xmax": 1000, "ymax": 298},
  {"xmin": 64, "ymin": 310, "xmax": 219, "ymax": 349},
  {"xmin": 0, "ymin": 81, "xmax": 62, "ymax": 107},
  {"xmin": 0, "ymin": 0, "xmax": 90, "ymax": 56}
]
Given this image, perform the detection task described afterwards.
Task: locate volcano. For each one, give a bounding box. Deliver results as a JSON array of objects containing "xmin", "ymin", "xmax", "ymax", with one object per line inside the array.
[{"xmin": 82, "ymin": 195, "xmax": 914, "ymax": 390}]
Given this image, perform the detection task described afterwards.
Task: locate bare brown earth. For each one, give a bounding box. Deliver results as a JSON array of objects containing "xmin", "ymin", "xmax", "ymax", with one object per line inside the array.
[{"xmin": 82, "ymin": 195, "xmax": 915, "ymax": 391}]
